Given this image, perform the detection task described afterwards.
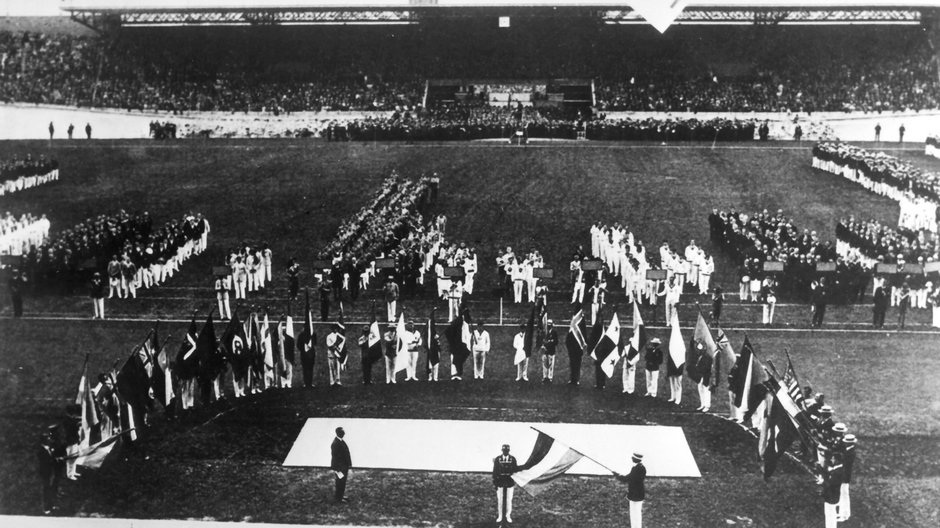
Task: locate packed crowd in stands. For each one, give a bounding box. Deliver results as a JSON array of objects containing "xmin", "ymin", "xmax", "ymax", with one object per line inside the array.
[
  {"xmin": 0, "ymin": 153, "xmax": 59, "ymax": 196},
  {"xmin": 11, "ymin": 210, "xmax": 209, "ymax": 297},
  {"xmin": 335, "ymin": 105, "xmax": 757, "ymax": 142},
  {"xmin": 0, "ymin": 212, "xmax": 50, "ymax": 255},
  {"xmin": 1, "ymin": 25, "xmax": 937, "ymax": 114}
]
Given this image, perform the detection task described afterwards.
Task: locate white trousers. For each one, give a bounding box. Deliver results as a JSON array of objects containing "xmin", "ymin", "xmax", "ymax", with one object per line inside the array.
[
  {"xmin": 622, "ymin": 362, "xmax": 636, "ymax": 393},
  {"xmin": 496, "ymin": 487, "xmax": 514, "ymax": 521},
  {"xmin": 699, "ymin": 274, "xmax": 711, "ymax": 295},
  {"xmin": 406, "ymin": 352, "xmax": 419, "ymax": 380},
  {"xmin": 328, "ymin": 358, "xmax": 342, "ymax": 385},
  {"xmin": 93, "ymin": 298, "xmax": 105, "ymax": 319},
  {"xmin": 385, "ymin": 356, "xmax": 396, "ymax": 383},
  {"xmin": 542, "ymin": 354, "xmax": 555, "ymax": 380},
  {"xmin": 645, "ymin": 370, "xmax": 658, "ymax": 396},
  {"xmin": 824, "ymin": 502, "xmax": 838, "ymax": 528},
  {"xmin": 387, "ymin": 301, "xmax": 397, "ymax": 322},
  {"xmin": 516, "ymin": 358, "xmax": 529, "ymax": 381},
  {"xmin": 571, "ymin": 282, "xmax": 584, "ymax": 303},
  {"xmin": 838, "ymin": 483, "xmax": 851, "ymax": 520},
  {"xmin": 473, "ymin": 350, "xmax": 486, "ymax": 379},
  {"xmin": 697, "ymin": 382, "xmax": 712, "ymax": 410},
  {"xmin": 630, "ymin": 500, "xmax": 643, "ymax": 528},
  {"xmin": 762, "ymin": 302, "xmax": 776, "ymax": 324},
  {"xmin": 513, "ymin": 280, "xmax": 524, "ymax": 303},
  {"xmin": 217, "ymin": 292, "xmax": 231, "ymax": 319}
]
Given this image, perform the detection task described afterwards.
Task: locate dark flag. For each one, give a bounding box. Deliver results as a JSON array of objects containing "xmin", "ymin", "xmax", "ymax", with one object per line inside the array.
[
  {"xmin": 586, "ymin": 308, "xmax": 604, "ymax": 352},
  {"xmin": 565, "ymin": 309, "xmax": 587, "ymax": 383},
  {"xmin": 337, "ymin": 302, "xmax": 348, "ymax": 366},
  {"xmin": 445, "ymin": 307, "xmax": 471, "ymax": 376},
  {"xmin": 523, "ymin": 304, "xmax": 537, "ymax": 358},
  {"xmin": 247, "ymin": 312, "xmax": 264, "ymax": 391},
  {"xmin": 625, "ymin": 301, "xmax": 646, "ymax": 366},
  {"xmin": 221, "ymin": 311, "xmax": 250, "ymax": 382},
  {"xmin": 426, "ymin": 309, "xmax": 440, "ymax": 369},
  {"xmin": 175, "ymin": 315, "xmax": 199, "ymax": 380},
  {"xmin": 282, "ymin": 315, "xmax": 296, "ymax": 365},
  {"xmin": 150, "ymin": 323, "xmax": 174, "ymax": 409},
  {"xmin": 758, "ymin": 387, "xmax": 797, "ymax": 480},
  {"xmin": 297, "ymin": 290, "xmax": 316, "ymax": 360},
  {"xmin": 368, "ymin": 304, "xmax": 384, "ymax": 364},
  {"xmin": 591, "ymin": 312, "xmax": 622, "ymax": 378},
  {"xmin": 195, "ymin": 312, "xmax": 218, "ymax": 382}
]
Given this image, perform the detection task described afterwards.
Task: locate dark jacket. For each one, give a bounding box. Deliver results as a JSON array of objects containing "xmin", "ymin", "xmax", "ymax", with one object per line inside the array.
[
  {"xmin": 492, "ymin": 454, "xmax": 519, "ymax": 488},
  {"xmin": 617, "ymin": 462, "xmax": 646, "ymax": 501},
  {"xmin": 645, "ymin": 345, "xmax": 663, "ymax": 371},
  {"xmin": 330, "ymin": 437, "xmax": 351, "ymax": 473}
]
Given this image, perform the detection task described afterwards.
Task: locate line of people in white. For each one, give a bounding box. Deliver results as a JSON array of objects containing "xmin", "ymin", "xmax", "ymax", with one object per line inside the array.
[
  {"xmin": 0, "ymin": 212, "xmax": 49, "ymax": 255},
  {"xmin": 0, "ymin": 167, "xmax": 58, "ymax": 196}
]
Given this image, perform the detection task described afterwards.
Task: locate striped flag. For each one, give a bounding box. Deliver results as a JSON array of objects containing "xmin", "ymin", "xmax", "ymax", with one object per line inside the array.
[
  {"xmin": 687, "ymin": 313, "xmax": 718, "ymax": 384},
  {"xmin": 512, "ymin": 431, "xmax": 585, "ymax": 496},
  {"xmin": 783, "ymin": 359, "xmax": 805, "ymax": 410},
  {"xmin": 566, "ymin": 309, "xmax": 586, "ymax": 354},
  {"xmin": 591, "ymin": 312, "xmax": 622, "ymax": 378}
]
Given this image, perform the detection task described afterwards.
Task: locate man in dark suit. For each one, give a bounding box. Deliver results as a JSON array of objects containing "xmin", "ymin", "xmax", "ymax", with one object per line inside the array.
[
  {"xmin": 616, "ymin": 452, "xmax": 647, "ymax": 528},
  {"xmin": 872, "ymin": 286, "xmax": 888, "ymax": 328},
  {"xmin": 330, "ymin": 427, "xmax": 352, "ymax": 503},
  {"xmin": 492, "ymin": 444, "xmax": 520, "ymax": 524}
]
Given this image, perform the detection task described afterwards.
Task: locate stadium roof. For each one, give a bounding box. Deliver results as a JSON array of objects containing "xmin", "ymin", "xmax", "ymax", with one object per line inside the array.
[{"xmin": 62, "ymin": 1, "xmax": 936, "ymax": 32}]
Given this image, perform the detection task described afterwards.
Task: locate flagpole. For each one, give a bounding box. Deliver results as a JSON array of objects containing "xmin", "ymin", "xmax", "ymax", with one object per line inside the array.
[
  {"xmin": 528, "ymin": 426, "xmax": 620, "ymax": 475},
  {"xmin": 783, "ymin": 349, "xmax": 810, "ymax": 395}
]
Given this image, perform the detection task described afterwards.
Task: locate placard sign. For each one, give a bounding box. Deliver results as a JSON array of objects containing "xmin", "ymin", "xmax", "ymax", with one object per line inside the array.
[
  {"xmin": 903, "ymin": 263, "xmax": 924, "ymax": 275},
  {"xmin": 311, "ymin": 260, "xmax": 332, "ymax": 270},
  {"xmin": 646, "ymin": 269, "xmax": 668, "ymax": 281},
  {"xmin": 443, "ymin": 267, "xmax": 466, "ymax": 278},
  {"xmin": 763, "ymin": 261, "xmax": 784, "ymax": 272},
  {"xmin": 211, "ymin": 266, "xmax": 231, "ymax": 276},
  {"xmin": 532, "ymin": 268, "xmax": 554, "ymax": 279},
  {"xmin": 925, "ymin": 261, "xmax": 940, "ymax": 274},
  {"xmin": 815, "ymin": 262, "xmax": 836, "ymax": 272},
  {"xmin": 875, "ymin": 263, "xmax": 898, "ymax": 275},
  {"xmin": 581, "ymin": 260, "xmax": 604, "ymax": 271},
  {"xmin": 375, "ymin": 258, "xmax": 397, "ymax": 269},
  {"xmin": 0, "ymin": 254, "xmax": 20, "ymax": 266}
]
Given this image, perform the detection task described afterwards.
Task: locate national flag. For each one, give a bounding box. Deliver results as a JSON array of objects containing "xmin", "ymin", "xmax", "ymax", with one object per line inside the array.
[
  {"xmin": 728, "ymin": 336, "xmax": 768, "ymax": 422},
  {"xmin": 426, "ymin": 310, "xmax": 440, "ymax": 368},
  {"xmin": 444, "ymin": 308, "xmax": 471, "ymax": 376},
  {"xmin": 247, "ymin": 312, "xmax": 264, "ymax": 388},
  {"xmin": 74, "ymin": 430, "xmax": 129, "ymax": 470},
  {"xmin": 175, "ymin": 314, "xmax": 199, "ymax": 380},
  {"xmin": 523, "ymin": 304, "xmax": 537, "ymax": 358},
  {"xmin": 667, "ymin": 310, "xmax": 685, "ymax": 375},
  {"xmin": 261, "ymin": 313, "xmax": 275, "ymax": 374},
  {"xmin": 337, "ymin": 302, "xmax": 348, "ymax": 366},
  {"xmin": 591, "ymin": 313, "xmax": 622, "ymax": 378},
  {"xmin": 758, "ymin": 388, "xmax": 797, "ymax": 480},
  {"xmin": 783, "ymin": 358, "xmax": 805, "ymax": 410},
  {"xmin": 297, "ymin": 290, "xmax": 316, "ymax": 358},
  {"xmin": 368, "ymin": 304, "xmax": 384, "ymax": 363},
  {"xmin": 195, "ymin": 312, "xmax": 218, "ymax": 382},
  {"xmin": 394, "ymin": 312, "xmax": 409, "ymax": 373},
  {"xmin": 116, "ymin": 342, "xmax": 153, "ymax": 415},
  {"xmin": 565, "ymin": 309, "xmax": 586, "ymax": 360},
  {"xmin": 75, "ymin": 354, "xmax": 100, "ymax": 447},
  {"xmin": 512, "ymin": 430, "xmax": 585, "ymax": 496},
  {"xmin": 626, "ymin": 301, "xmax": 646, "ymax": 365},
  {"xmin": 221, "ymin": 311, "xmax": 250, "ymax": 381},
  {"xmin": 586, "ymin": 309, "xmax": 604, "ymax": 352},
  {"xmin": 687, "ymin": 313, "xmax": 718, "ymax": 385},
  {"xmin": 715, "ymin": 328, "xmax": 736, "ymax": 394},
  {"xmin": 151, "ymin": 325, "xmax": 174, "ymax": 409},
  {"xmin": 282, "ymin": 315, "xmax": 296, "ymax": 366}
]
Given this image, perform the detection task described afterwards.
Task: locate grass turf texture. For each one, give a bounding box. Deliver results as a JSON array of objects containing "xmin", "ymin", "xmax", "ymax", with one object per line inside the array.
[
  {"xmin": 1, "ymin": 320, "xmax": 938, "ymax": 527},
  {"xmin": 0, "ymin": 140, "xmax": 938, "ymax": 526},
  {"xmin": 0, "ymin": 139, "xmax": 927, "ymax": 328}
]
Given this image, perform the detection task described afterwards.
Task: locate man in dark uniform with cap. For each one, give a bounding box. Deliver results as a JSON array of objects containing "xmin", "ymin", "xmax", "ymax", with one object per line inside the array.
[
  {"xmin": 644, "ymin": 338, "xmax": 663, "ymax": 397},
  {"xmin": 615, "ymin": 452, "xmax": 647, "ymax": 528},
  {"xmin": 330, "ymin": 427, "xmax": 352, "ymax": 503},
  {"xmin": 493, "ymin": 444, "xmax": 520, "ymax": 524},
  {"xmin": 822, "ymin": 452, "xmax": 844, "ymax": 528}
]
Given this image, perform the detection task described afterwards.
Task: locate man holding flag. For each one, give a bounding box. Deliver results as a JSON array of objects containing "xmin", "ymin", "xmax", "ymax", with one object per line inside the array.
[
  {"xmin": 566, "ymin": 310, "xmax": 586, "ymax": 385},
  {"xmin": 666, "ymin": 311, "xmax": 686, "ymax": 405},
  {"xmin": 403, "ymin": 320, "xmax": 423, "ymax": 382},
  {"xmin": 590, "ymin": 311, "xmax": 622, "ymax": 387},
  {"xmin": 426, "ymin": 311, "xmax": 441, "ymax": 381},
  {"xmin": 615, "ymin": 452, "xmax": 647, "ymax": 528},
  {"xmin": 690, "ymin": 313, "xmax": 718, "ymax": 412},
  {"xmin": 493, "ymin": 444, "xmax": 521, "ymax": 524},
  {"xmin": 279, "ymin": 314, "xmax": 295, "ymax": 388},
  {"xmin": 298, "ymin": 291, "xmax": 318, "ymax": 388},
  {"xmin": 623, "ymin": 301, "xmax": 645, "ymax": 394},
  {"xmin": 326, "ymin": 323, "xmax": 346, "ymax": 386},
  {"xmin": 644, "ymin": 338, "xmax": 663, "ymax": 397}
]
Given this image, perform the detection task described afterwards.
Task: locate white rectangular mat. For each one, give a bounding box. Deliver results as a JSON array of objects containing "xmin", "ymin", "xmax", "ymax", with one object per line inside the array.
[{"xmin": 283, "ymin": 418, "xmax": 700, "ymax": 478}]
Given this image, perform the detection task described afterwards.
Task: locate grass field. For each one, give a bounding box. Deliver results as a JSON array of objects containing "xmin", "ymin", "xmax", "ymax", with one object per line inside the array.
[{"xmin": 0, "ymin": 139, "xmax": 938, "ymax": 526}]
